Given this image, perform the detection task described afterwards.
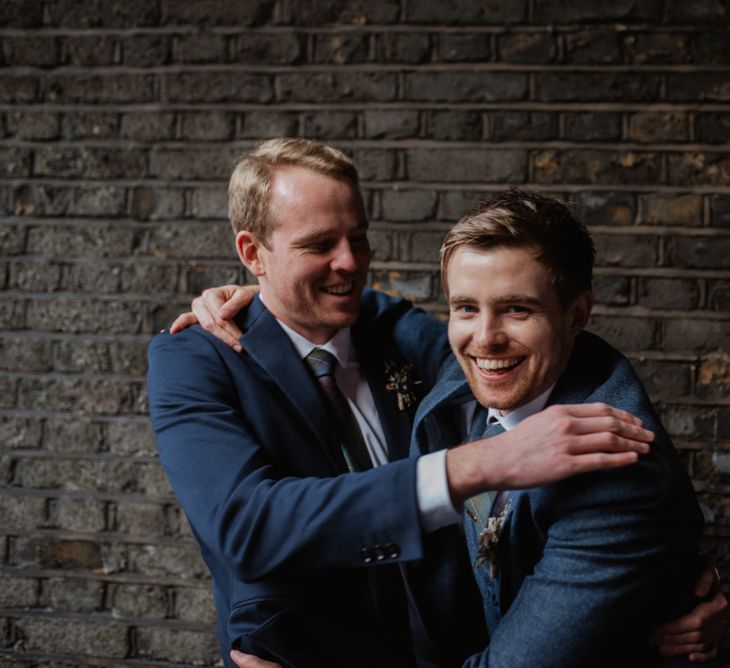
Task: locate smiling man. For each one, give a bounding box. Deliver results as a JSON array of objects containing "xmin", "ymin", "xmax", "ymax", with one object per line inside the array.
[
  {"xmin": 411, "ymin": 190, "xmax": 709, "ymax": 666},
  {"xmin": 148, "ymin": 139, "xmax": 720, "ymax": 668}
]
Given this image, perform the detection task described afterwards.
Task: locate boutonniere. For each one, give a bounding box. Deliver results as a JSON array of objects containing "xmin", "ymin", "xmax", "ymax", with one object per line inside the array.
[
  {"xmin": 476, "ymin": 500, "xmax": 511, "ymax": 578},
  {"xmin": 385, "ymin": 361, "xmax": 422, "ymax": 411}
]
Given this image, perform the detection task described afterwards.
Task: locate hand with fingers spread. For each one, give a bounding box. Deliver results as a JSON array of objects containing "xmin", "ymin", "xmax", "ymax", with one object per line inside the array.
[
  {"xmin": 447, "ymin": 402, "xmax": 653, "ymax": 504},
  {"xmin": 169, "ymin": 284, "xmax": 258, "ymax": 352},
  {"xmin": 649, "ymin": 561, "xmax": 729, "ymax": 662}
]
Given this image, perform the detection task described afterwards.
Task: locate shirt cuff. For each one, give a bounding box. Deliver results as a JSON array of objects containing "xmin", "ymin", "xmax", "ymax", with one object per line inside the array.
[{"xmin": 416, "ymin": 450, "xmax": 462, "ymax": 532}]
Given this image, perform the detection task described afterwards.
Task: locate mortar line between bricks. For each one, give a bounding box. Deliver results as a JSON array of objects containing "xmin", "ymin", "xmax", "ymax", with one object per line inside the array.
[
  {"xmin": 8, "ymin": 138, "xmax": 730, "ymax": 152},
  {"xmin": 6, "ymin": 179, "xmax": 730, "ymax": 194},
  {"xmin": 0, "ymin": 448, "xmax": 158, "ymax": 463},
  {"xmin": 0, "ymin": 648, "xmax": 213, "ymax": 668},
  {"xmin": 6, "ymin": 61, "xmax": 730, "ymax": 74},
  {"xmin": 0, "ymin": 485, "xmax": 176, "ymax": 505},
  {"xmin": 0, "ymin": 608, "xmax": 215, "ymax": 632},
  {"xmin": 0, "ymin": 525, "xmax": 199, "ymax": 547},
  {"xmin": 3, "ymin": 101, "xmax": 730, "ymax": 113},
  {"xmin": 0, "ymin": 565, "xmax": 209, "ymax": 587},
  {"xmin": 2, "ymin": 24, "xmax": 729, "ymax": 37}
]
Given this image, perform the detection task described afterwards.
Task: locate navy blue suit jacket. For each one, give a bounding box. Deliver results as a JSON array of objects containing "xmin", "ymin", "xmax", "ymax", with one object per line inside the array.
[
  {"xmin": 148, "ymin": 289, "xmax": 484, "ymax": 667},
  {"xmin": 412, "ymin": 331, "xmax": 704, "ymax": 668}
]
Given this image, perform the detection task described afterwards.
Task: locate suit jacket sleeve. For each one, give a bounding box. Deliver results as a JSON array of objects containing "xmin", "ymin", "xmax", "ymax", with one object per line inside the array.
[{"xmin": 147, "ymin": 325, "xmax": 426, "ymax": 583}]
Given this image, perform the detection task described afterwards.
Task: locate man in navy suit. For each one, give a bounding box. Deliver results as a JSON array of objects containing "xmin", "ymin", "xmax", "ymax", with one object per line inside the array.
[
  {"xmin": 147, "ymin": 139, "xmax": 674, "ymax": 667},
  {"xmin": 409, "ymin": 189, "xmax": 712, "ymax": 666},
  {"xmin": 149, "ymin": 139, "xmax": 724, "ymax": 667}
]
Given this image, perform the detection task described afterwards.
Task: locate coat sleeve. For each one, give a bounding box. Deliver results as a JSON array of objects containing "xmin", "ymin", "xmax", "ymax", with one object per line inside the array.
[
  {"xmin": 460, "ymin": 450, "xmax": 701, "ymax": 668},
  {"xmin": 147, "ymin": 328, "xmax": 426, "ymax": 583}
]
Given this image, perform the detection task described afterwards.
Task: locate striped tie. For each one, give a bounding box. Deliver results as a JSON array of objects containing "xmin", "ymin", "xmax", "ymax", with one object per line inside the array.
[{"xmin": 305, "ymin": 348, "xmax": 372, "ymax": 472}]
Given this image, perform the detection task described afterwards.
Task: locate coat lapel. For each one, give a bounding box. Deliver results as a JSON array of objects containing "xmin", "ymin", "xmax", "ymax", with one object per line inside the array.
[{"xmin": 238, "ymin": 298, "xmax": 348, "ymax": 473}]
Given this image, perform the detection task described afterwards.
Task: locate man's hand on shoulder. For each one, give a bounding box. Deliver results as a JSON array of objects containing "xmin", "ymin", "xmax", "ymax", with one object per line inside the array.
[
  {"xmin": 446, "ymin": 402, "xmax": 654, "ymax": 504},
  {"xmin": 169, "ymin": 284, "xmax": 259, "ymax": 352},
  {"xmin": 230, "ymin": 650, "xmax": 281, "ymax": 668}
]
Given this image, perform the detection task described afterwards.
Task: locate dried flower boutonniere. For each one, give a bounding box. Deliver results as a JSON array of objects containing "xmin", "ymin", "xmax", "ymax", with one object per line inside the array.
[
  {"xmin": 385, "ymin": 361, "xmax": 422, "ymax": 411},
  {"xmin": 476, "ymin": 500, "xmax": 511, "ymax": 578}
]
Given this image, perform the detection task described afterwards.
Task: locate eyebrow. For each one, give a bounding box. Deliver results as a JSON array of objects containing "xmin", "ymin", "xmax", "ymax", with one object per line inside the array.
[
  {"xmin": 448, "ymin": 293, "xmax": 544, "ymax": 306},
  {"xmin": 292, "ymin": 224, "xmax": 369, "ymax": 248}
]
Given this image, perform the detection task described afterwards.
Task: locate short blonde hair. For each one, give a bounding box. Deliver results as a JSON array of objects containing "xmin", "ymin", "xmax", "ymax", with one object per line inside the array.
[{"xmin": 228, "ymin": 138, "xmax": 359, "ymax": 246}]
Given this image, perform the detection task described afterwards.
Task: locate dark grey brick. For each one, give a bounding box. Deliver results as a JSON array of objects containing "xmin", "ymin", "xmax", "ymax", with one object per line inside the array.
[
  {"xmin": 46, "ymin": 0, "xmax": 160, "ymax": 27},
  {"xmin": 0, "ymin": 147, "xmax": 33, "ymax": 177},
  {"xmin": 438, "ymin": 33, "xmax": 490, "ymax": 62},
  {"xmin": 376, "ymin": 33, "xmax": 431, "ymax": 64},
  {"xmin": 165, "ymin": 72, "xmax": 273, "ymax": 103},
  {"xmin": 536, "ymin": 0, "xmax": 661, "ymax": 22},
  {"xmin": 439, "ymin": 190, "xmax": 485, "ymax": 221},
  {"xmin": 661, "ymin": 318, "xmax": 730, "ymax": 355},
  {"xmin": 382, "ymin": 189, "xmax": 437, "ymax": 222},
  {"xmin": 666, "ymin": 74, "xmax": 730, "ymax": 102},
  {"xmin": 174, "ymin": 587, "xmax": 216, "ymax": 623},
  {"xmin": 370, "ymin": 270, "xmax": 433, "ymax": 302},
  {"xmin": 0, "ymin": 575, "xmax": 37, "ymax": 608},
  {"xmin": 410, "ymin": 230, "xmax": 447, "ymax": 263},
  {"xmin": 26, "ymin": 225, "xmax": 136, "ymax": 258},
  {"xmin": 711, "ymin": 196, "xmax": 730, "ymax": 227},
  {"xmin": 637, "ymin": 277, "xmax": 699, "ymax": 310},
  {"xmin": 0, "ymin": 336, "xmax": 52, "ymax": 372},
  {"xmin": 425, "ymin": 110, "xmax": 482, "ymax": 140},
  {"xmin": 594, "ymin": 233, "xmax": 658, "ymax": 267},
  {"xmin": 107, "ymin": 420, "xmax": 156, "ymax": 457},
  {"xmin": 14, "ymin": 618, "xmax": 127, "ymax": 657},
  {"xmin": 407, "ymin": 0, "xmax": 525, "ymax": 23},
  {"xmin": 191, "ymin": 188, "xmax": 228, "ymax": 219},
  {"xmin": 563, "ymin": 112, "xmax": 622, "ymax": 142},
  {"xmin": 3, "ymin": 36, "xmax": 58, "ymax": 67},
  {"xmin": 363, "ymin": 110, "xmax": 419, "ymax": 139},
  {"xmin": 665, "ymin": 1, "xmax": 728, "ymax": 23},
  {"xmin": 0, "ymin": 496, "xmax": 46, "ymax": 531},
  {"xmin": 52, "ymin": 339, "xmax": 112, "ymax": 373},
  {"xmin": 697, "ymin": 113, "xmax": 730, "ymax": 143},
  {"xmin": 26, "ymin": 298, "xmax": 147, "ymax": 335},
  {"xmin": 150, "ymin": 147, "xmax": 239, "ymax": 180},
  {"xmin": 314, "ymin": 33, "xmax": 370, "ymax": 64},
  {"xmin": 9, "ymin": 260, "xmax": 63, "ymax": 292},
  {"xmin": 564, "ymin": 30, "xmax": 621, "ymax": 64},
  {"xmin": 278, "ymin": 72, "xmax": 397, "ymax": 102},
  {"xmin": 662, "ymin": 405, "xmax": 717, "ymax": 440},
  {"xmin": 689, "ymin": 31, "xmax": 730, "ymax": 65},
  {"xmin": 45, "ymin": 417, "xmax": 103, "ymax": 454},
  {"xmin": 707, "ymin": 280, "xmax": 730, "ymax": 310},
  {"xmin": 0, "ymin": 225, "xmax": 26, "ymax": 254},
  {"xmin": 632, "ymin": 359, "xmax": 691, "ymax": 398},
  {"xmin": 130, "ymin": 542, "xmax": 208, "ymax": 578},
  {"xmin": 121, "ymin": 34, "xmax": 171, "ymax": 66},
  {"xmin": 233, "ymin": 33, "xmax": 303, "ymax": 64},
  {"xmin": 6, "ymin": 112, "xmax": 60, "ymax": 141},
  {"xmin": 44, "ymin": 74, "xmax": 156, "ymax": 103},
  {"xmin": 587, "ymin": 315, "xmax": 655, "ymax": 351},
  {"xmin": 536, "ymin": 73, "xmax": 661, "ymax": 102},
  {"xmin": 0, "ymin": 416, "xmax": 43, "ymax": 449},
  {"xmin": 131, "ymin": 188, "xmax": 185, "ymax": 221},
  {"xmin": 491, "ymin": 111, "xmax": 557, "ymax": 141},
  {"xmin": 349, "ymin": 149, "xmax": 398, "ymax": 181},
  {"xmin": 593, "ymin": 274, "xmax": 631, "ymax": 306},
  {"xmin": 407, "ymin": 148, "xmax": 526, "ymax": 183},
  {"xmin": 17, "ymin": 376, "xmax": 138, "ymax": 415},
  {"xmin": 0, "ymin": 75, "xmax": 37, "ymax": 102},
  {"xmin": 111, "ymin": 340, "xmax": 150, "ymax": 376},
  {"xmin": 665, "ymin": 235, "xmax": 730, "ymax": 270},
  {"xmin": 161, "ymin": 0, "xmax": 274, "ymax": 25},
  {"xmin": 53, "ymin": 498, "xmax": 107, "ymax": 533},
  {"xmin": 62, "ymin": 262, "xmax": 122, "ymax": 293},
  {"xmin": 137, "ymin": 627, "xmax": 218, "ymax": 664},
  {"xmin": 180, "ymin": 112, "xmax": 234, "ymax": 141},
  {"xmin": 62, "ymin": 35, "xmax": 117, "ymax": 66},
  {"xmin": 239, "ymin": 111, "xmax": 299, "ymax": 138},
  {"xmin": 120, "ymin": 263, "xmax": 179, "ymax": 293},
  {"xmin": 71, "ymin": 186, "xmax": 127, "ymax": 218},
  {"xmin": 624, "ymin": 32, "xmax": 690, "ymax": 64},
  {"xmin": 174, "ymin": 32, "xmax": 227, "ymax": 63},
  {"xmin": 281, "ymin": 0, "xmax": 399, "ymax": 25},
  {"xmin": 62, "ymin": 111, "xmax": 118, "ymax": 139},
  {"xmin": 0, "ymin": 1, "xmax": 44, "ymax": 27},
  {"xmin": 120, "ymin": 112, "xmax": 177, "ymax": 141},
  {"xmin": 44, "ymin": 577, "xmax": 103, "ymax": 613},
  {"xmin": 303, "ymin": 111, "xmax": 358, "ymax": 139},
  {"xmin": 112, "ymin": 583, "xmax": 168, "ymax": 619},
  {"xmin": 498, "ymin": 31, "xmax": 556, "ymax": 63},
  {"xmin": 405, "ymin": 72, "xmax": 527, "ymax": 102},
  {"xmin": 147, "ymin": 222, "xmax": 233, "ymax": 259}
]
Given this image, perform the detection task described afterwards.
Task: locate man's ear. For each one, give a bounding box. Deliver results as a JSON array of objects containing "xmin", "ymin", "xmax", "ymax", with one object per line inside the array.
[
  {"xmin": 236, "ymin": 231, "xmax": 266, "ymax": 277},
  {"xmin": 568, "ymin": 291, "xmax": 593, "ymax": 336}
]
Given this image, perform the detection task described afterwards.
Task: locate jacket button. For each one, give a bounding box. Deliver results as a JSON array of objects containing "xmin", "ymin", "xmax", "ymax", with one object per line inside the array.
[
  {"xmin": 384, "ymin": 542, "xmax": 400, "ymax": 559},
  {"xmin": 360, "ymin": 547, "xmax": 373, "ymax": 564},
  {"xmin": 373, "ymin": 544, "xmax": 386, "ymax": 561}
]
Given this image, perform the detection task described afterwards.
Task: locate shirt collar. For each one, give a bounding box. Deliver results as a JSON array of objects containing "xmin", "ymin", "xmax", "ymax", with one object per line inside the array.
[
  {"xmin": 273, "ymin": 316, "xmax": 352, "ymax": 369},
  {"xmin": 487, "ymin": 383, "xmax": 556, "ymax": 431}
]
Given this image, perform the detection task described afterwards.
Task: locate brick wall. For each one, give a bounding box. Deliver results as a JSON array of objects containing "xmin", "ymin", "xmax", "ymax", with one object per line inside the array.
[{"xmin": 1, "ymin": 1, "xmax": 729, "ymax": 665}]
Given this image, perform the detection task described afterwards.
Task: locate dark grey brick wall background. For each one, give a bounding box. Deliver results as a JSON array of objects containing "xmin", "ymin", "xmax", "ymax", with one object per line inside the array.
[{"xmin": 1, "ymin": 0, "xmax": 729, "ymax": 665}]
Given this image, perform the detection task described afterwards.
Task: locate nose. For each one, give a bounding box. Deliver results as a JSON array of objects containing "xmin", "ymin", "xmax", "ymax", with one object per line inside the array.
[
  {"xmin": 331, "ymin": 240, "xmax": 360, "ymax": 274},
  {"xmin": 474, "ymin": 314, "xmax": 507, "ymax": 349}
]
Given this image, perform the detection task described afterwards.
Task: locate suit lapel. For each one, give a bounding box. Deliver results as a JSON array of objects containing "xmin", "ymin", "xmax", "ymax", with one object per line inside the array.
[{"xmin": 239, "ymin": 298, "xmax": 348, "ymax": 473}]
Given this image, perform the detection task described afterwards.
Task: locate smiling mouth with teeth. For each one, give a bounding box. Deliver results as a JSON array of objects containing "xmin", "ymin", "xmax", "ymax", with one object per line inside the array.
[
  {"xmin": 474, "ymin": 356, "xmax": 525, "ymax": 375},
  {"xmin": 321, "ymin": 282, "xmax": 355, "ymax": 296}
]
